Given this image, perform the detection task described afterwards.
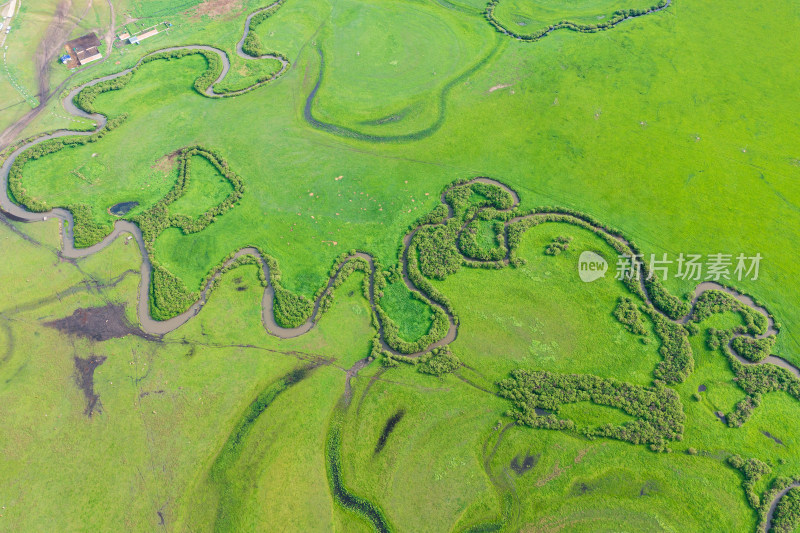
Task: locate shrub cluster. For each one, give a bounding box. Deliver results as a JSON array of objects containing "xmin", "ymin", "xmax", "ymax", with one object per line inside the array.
[
  {"xmin": 67, "ymin": 204, "xmax": 113, "ymax": 248},
  {"xmin": 417, "ymin": 347, "xmax": 461, "ymax": 376},
  {"xmin": 726, "ymin": 394, "xmax": 761, "ymax": 428},
  {"xmin": 140, "ymin": 48, "xmax": 224, "ymax": 96},
  {"xmin": 642, "ymin": 306, "xmax": 693, "ymax": 383},
  {"xmin": 643, "ymin": 275, "xmax": 690, "ymax": 320},
  {"xmin": 727, "ymin": 454, "xmax": 771, "ymax": 509},
  {"xmin": 498, "ymin": 369, "xmax": 684, "ymax": 452},
  {"xmin": 241, "ymin": 0, "xmax": 287, "ymax": 57},
  {"xmin": 317, "ymin": 255, "xmax": 371, "ymax": 317},
  {"xmin": 691, "ymin": 289, "xmax": 768, "ymax": 335},
  {"xmin": 613, "ymin": 297, "xmax": 649, "ymax": 336},
  {"xmin": 706, "ymin": 328, "xmax": 800, "ymax": 426},
  {"xmin": 150, "ymin": 263, "xmax": 198, "ymax": 321},
  {"xmin": 410, "ymin": 203, "xmax": 448, "ymax": 228},
  {"xmin": 73, "ymin": 73, "xmax": 133, "ymax": 113},
  {"xmin": 131, "ymin": 146, "xmax": 246, "ymax": 320},
  {"xmin": 7, "ymin": 114, "xmax": 128, "ymax": 216},
  {"xmin": 374, "ymin": 301, "xmax": 448, "ymax": 355},
  {"xmin": 771, "ymin": 487, "xmax": 800, "ymax": 533},
  {"xmin": 470, "ymin": 181, "xmax": 515, "ymax": 209},
  {"xmin": 544, "ymin": 235, "xmax": 572, "ymax": 255},
  {"xmin": 414, "ymin": 222, "xmax": 462, "ymax": 280},
  {"xmin": 459, "ymin": 219, "xmax": 506, "ymax": 261},
  {"xmin": 273, "ymin": 286, "xmax": 313, "ymax": 328},
  {"xmin": 732, "ymin": 335, "xmax": 777, "ymax": 363},
  {"xmin": 133, "ymin": 147, "xmax": 244, "ymax": 250}
]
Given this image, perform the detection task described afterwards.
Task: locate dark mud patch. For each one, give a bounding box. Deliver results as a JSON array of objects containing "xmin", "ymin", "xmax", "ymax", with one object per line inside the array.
[
  {"xmin": 571, "ymin": 482, "xmax": 594, "ymax": 496},
  {"xmin": 534, "ymin": 407, "xmax": 553, "ymax": 416},
  {"xmin": 763, "ymin": 431, "xmax": 785, "ymax": 446},
  {"xmin": 46, "ymin": 304, "xmax": 157, "ymax": 342},
  {"xmin": 74, "ymin": 355, "xmax": 107, "ymax": 416},
  {"xmin": 0, "ymin": 319, "xmax": 13, "ymax": 363},
  {"xmin": 639, "ymin": 480, "xmax": 658, "ymax": 497},
  {"xmin": 139, "ymin": 389, "xmax": 165, "ymax": 399},
  {"xmin": 108, "ymin": 201, "xmax": 139, "ymax": 216},
  {"xmin": 510, "ymin": 451, "xmax": 539, "ymax": 475},
  {"xmin": 715, "ymin": 411, "xmax": 728, "ymax": 424},
  {"xmin": 698, "ymin": 384, "xmax": 707, "ymax": 392},
  {"xmin": 157, "ymin": 510, "xmax": 165, "ymax": 526},
  {"xmin": 374, "ymin": 409, "xmax": 405, "ymax": 454}
]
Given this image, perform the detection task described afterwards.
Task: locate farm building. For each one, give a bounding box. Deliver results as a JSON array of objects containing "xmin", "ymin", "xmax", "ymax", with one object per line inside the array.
[
  {"xmin": 129, "ymin": 28, "xmax": 159, "ymax": 45},
  {"xmin": 64, "ymin": 33, "xmax": 103, "ymax": 66}
]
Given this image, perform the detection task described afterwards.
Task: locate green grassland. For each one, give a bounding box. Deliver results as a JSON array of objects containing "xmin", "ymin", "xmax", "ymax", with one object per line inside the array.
[
  {"xmin": 10, "ymin": 0, "xmax": 799, "ymax": 361},
  {"xmin": 2, "ymin": 0, "xmax": 800, "ymax": 530}
]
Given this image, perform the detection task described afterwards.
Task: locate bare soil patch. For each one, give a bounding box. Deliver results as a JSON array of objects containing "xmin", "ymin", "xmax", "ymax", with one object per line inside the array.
[
  {"xmin": 188, "ymin": 0, "xmax": 243, "ymax": 20},
  {"xmin": 46, "ymin": 304, "xmax": 157, "ymax": 342},
  {"xmin": 151, "ymin": 150, "xmax": 180, "ymax": 174}
]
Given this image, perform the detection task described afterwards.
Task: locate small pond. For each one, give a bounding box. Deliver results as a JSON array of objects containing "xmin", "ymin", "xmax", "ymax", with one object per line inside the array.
[{"xmin": 109, "ymin": 201, "xmax": 139, "ymax": 216}]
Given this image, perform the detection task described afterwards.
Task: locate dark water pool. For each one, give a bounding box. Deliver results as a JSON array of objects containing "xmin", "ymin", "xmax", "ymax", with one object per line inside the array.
[{"xmin": 109, "ymin": 201, "xmax": 138, "ymax": 216}]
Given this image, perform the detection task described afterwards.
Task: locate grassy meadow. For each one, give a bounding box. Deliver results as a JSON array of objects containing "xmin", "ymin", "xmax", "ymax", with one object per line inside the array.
[{"xmin": 2, "ymin": 0, "xmax": 800, "ymax": 530}]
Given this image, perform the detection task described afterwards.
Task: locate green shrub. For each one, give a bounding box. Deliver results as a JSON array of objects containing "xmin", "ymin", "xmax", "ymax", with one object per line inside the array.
[
  {"xmin": 770, "ymin": 487, "xmax": 800, "ymax": 533},
  {"xmin": 417, "ymin": 347, "xmax": 461, "ymax": 376},
  {"xmin": 731, "ymin": 335, "xmax": 776, "ymax": 362},
  {"xmin": 644, "ymin": 275, "xmax": 691, "ymax": 320},
  {"xmin": 727, "ymin": 454, "xmax": 771, "ymax": 508},
  {"xmin": 67, "ymin": 204, "xmax": 113, "ymax": 248},
  {"xmin": 613, "ymin": 297, "xmax": 648, "ymax": 336},
  {"xmin": 642, "ymin": 306, "xmax": 693, "ymax": 383},
  {"xmin": 498, "ymin": 369, "xmax": 685, "ymax": 452},
  {"xmin": 415, "ymin": 222, "xmax": 462, "ymax": 280},
  {"xmin": 544, "ymin": 235, "xmax": 572, "ymax": 255},
  {"xmin": 241, "ymin": 0, "xmax": 287, "ymax": 57},
  {"xmin": 273, "ymin": 286, "xmax": 313, "ymax": 328},
  {"xmin": 150, "ymin": 262, "xmax": 199, "ymax": 320}
]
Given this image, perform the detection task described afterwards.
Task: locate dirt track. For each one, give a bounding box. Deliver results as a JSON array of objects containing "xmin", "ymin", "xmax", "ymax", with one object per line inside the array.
[{"xmin": 0, "ymin": 0, "xmax": 114, "ymax": 149}]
